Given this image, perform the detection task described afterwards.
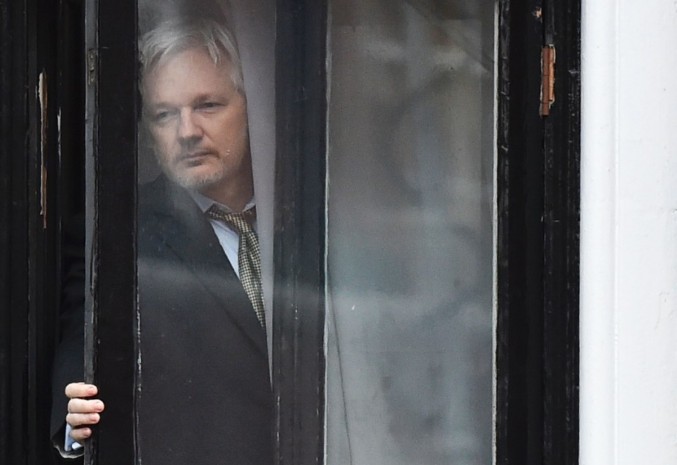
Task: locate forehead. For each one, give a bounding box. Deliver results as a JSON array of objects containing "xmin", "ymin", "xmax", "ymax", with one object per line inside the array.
[{"xmin": 143, "ymin": 47, "xmax": 236, "ymax": 104}]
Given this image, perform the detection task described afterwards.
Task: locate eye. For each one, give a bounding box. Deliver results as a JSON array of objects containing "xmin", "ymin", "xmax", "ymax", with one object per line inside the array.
[
  {"xmin": 150, "ymin": 109, "xmax": 176, "ymax": 125},
  {"xmin": 196, "ymin": 101, "xmax": 224, "ymax": 112}
]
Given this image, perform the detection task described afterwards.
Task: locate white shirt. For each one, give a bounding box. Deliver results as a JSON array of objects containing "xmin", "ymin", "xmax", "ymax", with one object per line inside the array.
[{"xmin": 188, "ymin": 190, "xmax": 257, "ymax": 279}]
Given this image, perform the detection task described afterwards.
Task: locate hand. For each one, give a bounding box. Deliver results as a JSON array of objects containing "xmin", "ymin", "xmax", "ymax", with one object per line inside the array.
[{"xmin": 65, "ymin": 382, "xmax": 105, "ymax": 442}]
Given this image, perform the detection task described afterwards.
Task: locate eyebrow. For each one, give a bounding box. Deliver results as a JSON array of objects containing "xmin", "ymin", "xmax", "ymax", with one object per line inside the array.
[{"xmin": 145, "ymin": 92, "xmax": 230, "ymax": 109}]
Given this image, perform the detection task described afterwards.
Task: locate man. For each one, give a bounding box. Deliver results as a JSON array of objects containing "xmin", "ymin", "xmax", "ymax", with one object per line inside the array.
[{"xmin": 53, "ymin": 17, "xmax": 273, "ymax": 465}]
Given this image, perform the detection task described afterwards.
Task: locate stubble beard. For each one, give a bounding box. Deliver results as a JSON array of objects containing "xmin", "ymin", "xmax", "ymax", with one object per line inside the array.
[
  {"xmin": 153, "ymin": 146, "xmax": 228, "ymax": 192},
  {"xmin": 166, "ymin": 161, "xmax": 227, "ymax": 192}
]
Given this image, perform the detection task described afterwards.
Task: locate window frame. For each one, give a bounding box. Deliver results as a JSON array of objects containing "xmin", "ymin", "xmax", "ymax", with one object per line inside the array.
[
  {"xmin": 272, "ymin": 1, "xmax": 328, "ymax": 463},
  {"xmin": 495, "ymin": 0, "xmax": 581, "ymax": 464},
  {"xmin": 82, "ymin": 0, "xmax": 138, "ymax": 463},
  {"xmin": 77, "ymin": 0, "xmax": 582, "ymax": 464},
  {"xmin": 0, "ymin": 0, "xmax": 83, "ymax": 464}
]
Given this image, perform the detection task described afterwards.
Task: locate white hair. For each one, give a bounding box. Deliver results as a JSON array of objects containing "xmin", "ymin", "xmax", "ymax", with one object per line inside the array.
[{"xmin": 139, "ymin": 17, "xmax": 243, "ymax": 91}]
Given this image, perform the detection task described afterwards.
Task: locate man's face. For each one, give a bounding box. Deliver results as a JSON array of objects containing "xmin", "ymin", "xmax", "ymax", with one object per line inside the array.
[{"xmin": 143, "ymin": 47, "xmax": 251, "ymax": 194}]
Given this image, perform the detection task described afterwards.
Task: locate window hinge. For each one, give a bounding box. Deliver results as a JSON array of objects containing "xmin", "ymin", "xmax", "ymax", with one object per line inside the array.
[
  {"xmin": 87, "ymin": 49, "xmax": 97, "ymax": 86},
  {"xmin": 540, "ymin": 45, "xmax": 556, "ymax": 116}
]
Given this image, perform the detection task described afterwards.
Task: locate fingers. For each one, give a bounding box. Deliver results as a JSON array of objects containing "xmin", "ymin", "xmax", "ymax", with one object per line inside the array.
[
  {"xmin": 64, "ymin": 382, "xmax": 105, "ymax": 442},
  {"xmin": 69, "ymin": 422, "xmax": 95, "ymax": 442},
  {"xmin": 68, "ymin": 398, "xmax": 105, "ymax": 415},
  {"xmin": 65, "ymin": 382, "xmax": 98, "ymax": 399},
  {"xmin": 66, "ymin": 411, "xmax": 101, "ymax": 441},
  {"xmin": 66, "ymin": 399, "xmax": 104, "ymax": 441}
]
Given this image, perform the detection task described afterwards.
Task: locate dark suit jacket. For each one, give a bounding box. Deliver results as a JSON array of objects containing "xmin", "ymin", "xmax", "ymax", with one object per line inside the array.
[{"xmin": 52, "ymin": 176, "xmax": 273, "ymax": 465}]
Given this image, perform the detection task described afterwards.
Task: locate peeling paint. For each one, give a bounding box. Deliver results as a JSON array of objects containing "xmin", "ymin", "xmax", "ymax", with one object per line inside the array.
[
  {"xmin": 38, "ymin": 70, "xmax": 48, "ymax": 229},
  {"xmin": 540, "ymin": 46, "xmax": 556, "ymax": 116}
]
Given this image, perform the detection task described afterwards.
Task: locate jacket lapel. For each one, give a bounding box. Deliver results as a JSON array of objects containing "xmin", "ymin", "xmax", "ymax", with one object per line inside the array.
[{"xmin": 140, "ymin": 177, "xmax": 268, "ymax": 357}]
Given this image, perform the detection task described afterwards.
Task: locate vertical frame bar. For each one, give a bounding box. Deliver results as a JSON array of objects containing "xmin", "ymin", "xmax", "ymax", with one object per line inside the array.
[
  {"xmin": 273, "ymin": 1, "xmax": 328, "ymax": 464},
  {"xmin": 0, "ymin": 1, "xmax": 31, "ymax": 463},
  {"xmin": 496, "ymin": 1, "xmax": 545, "ymax": 462},
  {"xmin": 29, "ymin": 0, "xmax": 62, "ymax": 460},
  {"xmin": 83, "ymin": 0, "xmax": 138, "ymax": 463},
  {"xmin": 0, "ymin": 0, "xmax": 64, "ymax": 462},
  {"xmin": 496, "ymin": 0, "xmax": 580, "ymax": 464},
  {"xmin": 541, "ymin": 0, "xmax": 580, "ymax": 463}
]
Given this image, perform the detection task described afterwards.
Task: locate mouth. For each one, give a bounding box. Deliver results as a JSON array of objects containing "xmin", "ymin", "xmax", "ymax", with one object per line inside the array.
[{"xmin": 178, "ymin": 151, "xmax": 211, "ymax": 166}]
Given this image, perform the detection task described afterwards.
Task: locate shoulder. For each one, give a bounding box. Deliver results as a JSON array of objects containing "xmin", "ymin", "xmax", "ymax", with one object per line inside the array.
[
  {"xmin": 139, "ymin": 176, "xmax": 201, "ymax": 219},
  {"xmin": 138, "ymin": 176, "xmax": 179, "ymax": 248},
  {"xmin": 139, "ymin": 176, "xmax": 169, "ymax": 214},
  {"xmin": 137, "ymin": 176, "xmax": 210, "ymax": 246}
]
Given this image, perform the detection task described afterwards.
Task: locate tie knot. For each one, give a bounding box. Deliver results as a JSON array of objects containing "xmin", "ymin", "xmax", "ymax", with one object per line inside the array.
[{"xmin": 206, "ymin": 205, "xmax": 256, "ymax": 235}]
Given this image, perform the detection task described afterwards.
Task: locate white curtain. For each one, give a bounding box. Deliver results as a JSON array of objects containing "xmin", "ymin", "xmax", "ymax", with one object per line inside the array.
[{"xmin": 326, "ymin": 1, "xmax": 495, "ymax": 463}]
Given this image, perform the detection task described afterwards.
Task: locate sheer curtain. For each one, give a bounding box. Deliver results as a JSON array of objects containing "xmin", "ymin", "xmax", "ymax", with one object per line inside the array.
[{"xmin": 326, "ymin": 1, "xmax": 496, "ymax": 463}]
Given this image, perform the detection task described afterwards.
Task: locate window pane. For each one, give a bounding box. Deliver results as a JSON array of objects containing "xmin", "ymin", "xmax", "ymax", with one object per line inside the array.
[
  {"xmin": 135, "ymin": 1, "xmax": 276, "ymax": 463},
  {"xmin": 326, "ymin": 1, "xmax": 495, "ymax": 464}
]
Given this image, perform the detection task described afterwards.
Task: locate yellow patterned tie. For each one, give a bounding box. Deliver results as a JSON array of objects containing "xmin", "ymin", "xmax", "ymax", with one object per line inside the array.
[{"xmin": 206, "ymin": 205, "xmax": 266, "ymax": 331}]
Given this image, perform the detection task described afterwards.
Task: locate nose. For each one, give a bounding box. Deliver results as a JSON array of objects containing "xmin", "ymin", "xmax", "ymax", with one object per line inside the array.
[{"xmin": 177, "ymin": 108, "xmax": 202, "ymax": 141}]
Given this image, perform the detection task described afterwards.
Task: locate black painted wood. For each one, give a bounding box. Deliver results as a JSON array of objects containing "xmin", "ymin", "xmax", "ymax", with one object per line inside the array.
[
  {"xmin": 0, "ymin": 2, "xmax": 30, "ymax": 463},
  {"xmin": 496, "ymin": 2, "xmax": 545, "ymax": 464},
  {"xmin": 0, "ymin": 0, "xmax": 67, "ymax": 463},
  {"xmin": 83, "ymin": 0, "xmax": 138, "ymax": 464},
  {"xmin": 273, "ymin": 1, "xmax": 327, "ymax": 464},
  {"xmin": 29, "ymin": 0, "xmax": 63, "ymax": 462},
  {"xmin": 541, "ymin": 0, "xmax": 580, "ymax": 463},
  {"xmin": 496, "ymin": 0, "xmax": 580, "ymax": 464},
  {"xmin": 0, "ymin": 1, "xmax": 581, "ymax": 464}
]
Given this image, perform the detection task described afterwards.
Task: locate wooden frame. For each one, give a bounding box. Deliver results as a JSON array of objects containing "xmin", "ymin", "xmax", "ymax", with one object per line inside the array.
[
  {"xmin": 0, "ymin": 0, "xmax": 581, "ymax": 463},
  {"xmin": 273, "ymin": 1, "xmax": 328, "ymax": 464},
  {"xmin": 496, "ymin": 0, "xmax": 580, "ymax": 464}
]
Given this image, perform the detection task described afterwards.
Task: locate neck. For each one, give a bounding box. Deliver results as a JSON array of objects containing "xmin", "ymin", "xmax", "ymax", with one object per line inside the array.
[{"xmin": 199, "ymin": 175, "xmax": 254, "ymax": 212}]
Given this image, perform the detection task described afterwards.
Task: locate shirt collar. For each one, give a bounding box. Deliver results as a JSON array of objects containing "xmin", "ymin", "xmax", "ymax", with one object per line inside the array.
[{"xmin": 189, "ymin": 189, "xmax": 256, "ymax": 214}]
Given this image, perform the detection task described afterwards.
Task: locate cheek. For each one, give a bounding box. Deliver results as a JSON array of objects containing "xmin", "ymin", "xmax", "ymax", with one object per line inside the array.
[
  {"xmin": 151, "ymin": 129, "xmax": 175, "ymax": 154},
  {"xmin": 225, "ymin": 103, "xmax": 249, "ymax": 136},
  {"xmin": 230, "ymin": 115, "xmax": 250, "ymax": 144},
  {"xmin": 212, "ymin": 117, "xmax": 247, "ymax": 149}
]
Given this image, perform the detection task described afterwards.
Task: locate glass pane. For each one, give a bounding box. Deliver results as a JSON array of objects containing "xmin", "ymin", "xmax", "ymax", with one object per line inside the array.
[
  {"xmin": 326, "ymin": 1, "xmax": 496, "ymax": 464},
  {"xmin": 135, "ymin": 1, "xmax": 275, "ymax": 463}
]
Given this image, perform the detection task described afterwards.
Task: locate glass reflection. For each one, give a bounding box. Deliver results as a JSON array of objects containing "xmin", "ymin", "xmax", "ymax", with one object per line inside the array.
[
  {"xmin": 135, "ymin": 1, "xmax": 275, "ymax": 464},
  {"xmin": 326, "ymin": 1, "xmax": 495, "ymax": 464}
]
